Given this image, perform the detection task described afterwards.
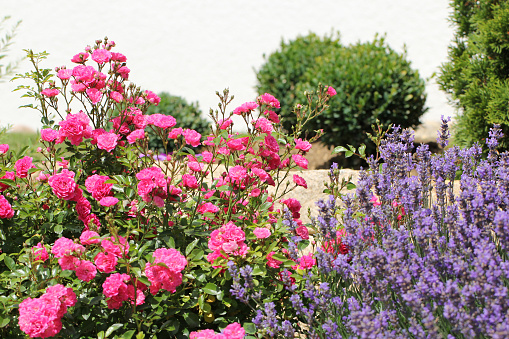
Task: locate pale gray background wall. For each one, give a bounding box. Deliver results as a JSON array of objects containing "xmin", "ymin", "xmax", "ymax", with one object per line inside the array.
[{"xmin": 0, "ymin": 0, "xmax": 455, "ymax": 132}]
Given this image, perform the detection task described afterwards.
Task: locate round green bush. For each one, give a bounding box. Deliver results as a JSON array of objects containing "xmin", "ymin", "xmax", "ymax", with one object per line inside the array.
[
  {"xmin": 256, "ymin": 33, "xmax": 427, "ymax": 155},
  {"xmin": 145, "ymin": 92, "xmax": 211, "ymax": 154}
]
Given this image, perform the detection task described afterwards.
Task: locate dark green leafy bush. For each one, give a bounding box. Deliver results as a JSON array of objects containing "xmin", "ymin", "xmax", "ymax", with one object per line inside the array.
[
  {"xmin": 145, "ymin": 92, "xmax": 211, "ymax": 154},
  {"xmin": 438, "ymin": 0, "xmax": 509, "ymax": 151},
  {"xmin": 256, "ymin": 33, "xmax": 427, "ymax": 156}
]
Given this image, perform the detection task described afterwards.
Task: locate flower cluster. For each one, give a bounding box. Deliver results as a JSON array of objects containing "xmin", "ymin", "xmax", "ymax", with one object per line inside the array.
[
  {"xmin": 18, "ymin": 285, "xmax": 76, "ymax": 338},
  {"xmin": 145, "ymin": 248, "xmax": 187, "ymax": 294},
  {"xmin": 207, "ymin": 221, "xmax": 248, "ymax": 265}
]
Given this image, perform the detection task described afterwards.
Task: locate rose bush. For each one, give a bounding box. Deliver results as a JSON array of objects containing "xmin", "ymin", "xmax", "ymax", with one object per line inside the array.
[{"xmin": 0, "ymin": 38, "xmax": 335, "ymax": 338}]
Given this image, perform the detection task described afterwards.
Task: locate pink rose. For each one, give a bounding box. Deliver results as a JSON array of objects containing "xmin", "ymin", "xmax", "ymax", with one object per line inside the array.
[
  {"xmin": 99, "ymin": 196, "xmax": 119, "ymax": 207},
  {"xmin": 80, "ymin": 230, "xmax": 100, "ymax": 245},
  {"xmin": 94, "ymin": 252, "xmax": 118, "ymax": 273},
  {"xmin": 257, "ymin": 93, "xmax": 280, "ymax": 108},
  {"xmin": 111, "ymin": 52, "xmax": 127, "ymax": 62},
  {"xmin": 327, "ymin": 86, "xmax": 337, "ymax": 96},
  {"xmin": 292, "ymin": 154, "xmax": 308, "ymax": 169},
  {"xmin": 30, "ymin": 243, "xmax": 48, "ymax": 263},
  {"xmin": 147, "ymin": 114, "xmax": 177, "ymax": 129},
  {"xmin": 57, "ymin": 68, "xmax": 73, "ymax": 80},
  {"xmin": 168, "ymin": 127, "xmax": 183, "ymax": 139},
  {"xmin": 197, "ymin": 202, "xmax": 219, "ymax": 214},
  {"xmin": 182, "ymin": 129, "xmax": 201, "ymax": 147},
  {"xmin": 40, "ymin": 128, "xmax": 58, "ymax": 142},
  {"xmin": 110, "ymin": 91, "xmax": 124, "ymax": 103},
  {"xmin": 266, "ymin": 251, "xmax": 283, "ymax": 268},
  {"xmin": 293, "ymin": 174, "xmax": 307, "ymax": 188},
  {"xmin": 117, "ymin": 66, "xmax": 130, "ymax": 80},
  {"xmin": 294, "ymin": 138, "xmax": 312, "ymax": 152},
  {"xmin": 253, "ymin": 227, "xmax": 271, "ymax": 239},
  {"xmin": 48, "ymin": 169, "xmax": 77, "ymax": 200},
  {"xmin": 233, "ymin": 101, "xmax": 258, "ymax": 115},
  {"xmin": 144, "ymin": 90, "xmax": 161, "ymax": 105},
  {"xmin": 297, "ymin": 254, "xmax": 316, "ymax": 269},
  {"xmin": 254, "ymin": 117, "xmax": 273, "ymax": 134},
  {"xmin": 97, "ymin": 132, "xmax": 118, "ymax": 152},
  {"xmin": 41, "ymin": 88, "xmax": 59, "ymax": 97},
  {"xmin": 127, "ymin": 129, "xmax": 145, "ymax": 144},
  {"xmin": 219, "ymin": 118, "xmax": 233, "ymax": 130},
  {"xmin": 181, "ymin": 174, "xmax": 198, "ymax": 189},
  {"xmin": 0, "ymin": 144, "xmax": 8, "ymax": 154},
  {"xmin": 72, "ymin": 65, "xmax": 95, "ymax": 82},
  {"xmin": 71, "ymin": 52, "xmax": 89, "ymax": 63},
  {"xmin": 228, "ymin": 165, "xmax": 247, "ymax": 182},
  {"xmin": 0, "ymin": 171, "xmax": 15, "ymax": 191},
  {"xmin": 75, "ymin": 260, "xmax": 97, "ymax": 282},
  {"xmin": 296, "ymin": 225, "xmax": 309, "ymax": 240},
  {"xmin": 59, "ymin": 111, "xmax": 92, "ymax": 145},
  {"xmin": 86, "ymin": 88, "xmax": 102, "ymax": 104},
  {"xmin": 15, "ymin": 156, "xmax": 36, "ymax": 178},
  {"xmin": 91, "ymin": 49, "xmax": 112, "ymax": 64}
]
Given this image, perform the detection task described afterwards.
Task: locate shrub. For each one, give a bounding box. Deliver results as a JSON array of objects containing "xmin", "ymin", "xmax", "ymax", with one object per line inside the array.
[
  {"xmin": 256, "ymin": 33, "xmax": 427, "ymax": 157},
  {"xmin": 145, "ymin": 92, "xmax": 210, "ymax": 154},
  {"xmin": 0, "ymin": 38, "xmax": 331, "ymax": 338},
  {"xmin": 438, "ymin": 0, "xmax": 509, "ymax": 151}
]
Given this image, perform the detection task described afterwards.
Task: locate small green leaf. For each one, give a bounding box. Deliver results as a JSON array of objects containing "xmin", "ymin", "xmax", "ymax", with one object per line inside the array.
[
  {"xmin": 345, "ymin": 151, "xmax": 354, "ymax": 158},
  {"xmin": 270, "ymin": 254, "xmax": 287, "ymax": 262},
  {"xmin": 346, "ymin": 183, "xmax": 356, "ymax": 190},
  {"xmin": 244, "ymin": 323, "xmax": 257, "ymax": 334},
  {"xmin": 121, "ymin": 330, "xmax": 136, "ymax": 339},
  {"xmin": 105, "ymin": 323, "xmax": 123, "ymax": 337},
  {"xmin": 185, "ymin": 239, "xmax": 199, "ymax": 256},
  {"xmin": 4, "ymin": 255, "xmax": 15, "ymax": 271},
  {"xmin": 0, "ymin": 317, "xmax": 10, "ymax": 328},
  {"xmin": 333, "ymin": 146, "xmax": 349, "ymax": 154},
  {"xmin": 358, "ymin": 144, "xmax": 366, "ymax": 156},
  {"xmin": 54, "ymin": 224, "xmax": 63, "ymax": 234},
  {"xmin": 202, "ymin": 283, "xmax": 219, "ymax": 295}
]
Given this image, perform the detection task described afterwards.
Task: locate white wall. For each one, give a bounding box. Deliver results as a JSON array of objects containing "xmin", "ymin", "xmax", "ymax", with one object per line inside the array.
[{"xmin": 0, "ymin": 0, "xmax": 455, "ymax": 132}]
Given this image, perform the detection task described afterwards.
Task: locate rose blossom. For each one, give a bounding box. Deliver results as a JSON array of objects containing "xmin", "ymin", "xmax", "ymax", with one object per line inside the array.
[
  {"xmin": 94, "ymin": 252, "xmax": 118, "ymax": 273},
  {"xmin": 15, "ymin": 156, "xmax": 35, "ymax": 178},
  {"xmin": 293, "ymin": 174, "xmax": 307, "ymax": 188},
  {"xmin": 253, "ymin": 227, "xmax": 271, "ymax": 239},
  {"xmin": 100, "ymin": 196, "xmax": 119, "ymax": 207},
  {"xmin": 0, "ymin": 144, "xmax": 8, "ymax": 154},
  {"xmin": 48, "ymin": 169, "xmax": 77, "ymax": 200},
  {"xmin": 127, "ymin": 129, "xmax": 145, "ymax": 144},
  {"xmin": 182, "ymin": 129, "xmax": 201, "ymax": 147},
  {"xmin": 41, "ymin": 128, "xmax": 59, "ymax": 142},
  {"xmin": 32, "ymin": 243, "xmax": 49, "ymax": 262},
  {"xmin": 41, "ymin": 88, "xmax": 59, "ymax": 97},
  {"xmin": 80, "ymin": 230, "xmax": 100, "ymax": 245},
  {"xmin": 75, "ymin": 260, "xmax": 97, "ymax": 282},
  {"xmin": 292, "ymin": 154, "xmax": 308, "ymax": 169},
  {"xmin": 294, "ymin": 138, "xmax": 312, "ymax": 152},
  {"xmin": 91, "ymin": 48, "xmax": 112, "ymax": 63},
  {"xmin": 327, "ymin": 86, "xmax": 337, "ymax": 96},
  {"xmin": 97, "ymin": 132, "xmax": 119, "ymax": 152}
]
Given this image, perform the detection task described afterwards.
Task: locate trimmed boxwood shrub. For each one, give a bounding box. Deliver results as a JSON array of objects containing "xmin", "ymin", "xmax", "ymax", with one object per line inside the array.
[
  {"xmin": 438, "ymin": 0, "xmax": 509, "ymax": 151},
  {"xmin": 145, "ymin": 92, "xmax": 211, "ymax": 154},
  {"xmin": 256, "ymin": 33, "xmax": 427, "ymax": 156}
]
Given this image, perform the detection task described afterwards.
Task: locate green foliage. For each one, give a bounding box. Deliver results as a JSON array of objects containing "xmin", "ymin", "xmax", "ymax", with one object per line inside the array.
[
  {"xmin": 438, "ymin": 0, "xmax": 509, "ymax": 150},
  {"xmin": 256, "ymin": 33, "xmax": 427, "ymax": 156},
  {"xmin": 145, "ymin": 92, "xmax": 210, "ymax": 154}
]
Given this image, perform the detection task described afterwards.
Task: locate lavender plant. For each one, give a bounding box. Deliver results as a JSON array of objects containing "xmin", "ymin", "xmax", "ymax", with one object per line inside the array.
[{"xmin": 233, "ymin": 118, "xmax": 509, "ymax": 338}]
